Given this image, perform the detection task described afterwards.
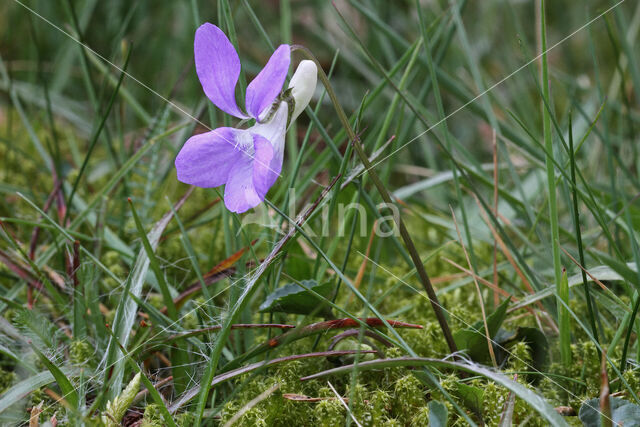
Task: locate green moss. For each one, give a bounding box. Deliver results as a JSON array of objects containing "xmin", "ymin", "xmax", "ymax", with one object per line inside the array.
[
  {"xmin": 402, "ymin": 321, "xmax": 448, "ymax": 357},
  {"xmin": 181, "ymin": 310, "xmax": 199, "ymax": 331},
  {"xmin": 409, "ymin": 406, "xmax": 430, "ymax": 426},
  {"xmin": 380, "ymin": 417, "xmax": 402, "ymax": 426},
  {"xmin": 142, "ymin": 404, "xmax": 194, "ymax": 427},
  {"xmin": 345, "ymin": 383, "xmax": 371, "ymax": 424},
  {"xmin": 392, "ymin": 374, "xmax": 426, "ymax": 424},
  {"xmin": 506, "ymin": 341, "xmax": 532, "ymax": 373},
  {"xmin": 0, "ymin": 367, "xmax": 16, "ymax": 394},
  {"xmin": 370, "ymin": 390, "xmax": 392, "ymax": 424},
  {"xmin": 69, "ymin": 340, "xmax": 94, "ymax": 366},
  {"xmin": 313, "ymin": 399, "xmax": 344, "ymax": 427},
  {"xmin": 141, "ymin": 404, "xmax": 164, "ymax": 427},
  {"xmin": 28, "ymin": 388, "xmax": 61, "ymax": 423},
  {"xmin": 175, "ymin": 411, "xmax": 195, "ymax": 426},
  {"xmin": 147, "ymin": 293, "xmax": 166, "ymax": 311}
]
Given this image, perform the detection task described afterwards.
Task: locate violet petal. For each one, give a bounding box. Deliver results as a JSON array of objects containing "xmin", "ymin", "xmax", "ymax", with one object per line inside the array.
[
  {"xmin": 224, "ymin": 134, "xmax": 279, "ymax": 213},
  {"xmin": 194, "ymin": 23, "xmax": 247, "ymax": 118},
  {"xmin": 252, "ymin": 135, "xmax": 281, "ymax": 200},
  {"xmin": 175, "ymin": 127, "xmax": 242, "ymax": 188},
  {"xmin": 245, "ymin": 44, "xmax": 290, "ymax": 120}
]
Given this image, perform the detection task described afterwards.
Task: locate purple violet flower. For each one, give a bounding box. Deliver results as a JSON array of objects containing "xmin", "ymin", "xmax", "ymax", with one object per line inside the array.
[{"xmin": 175, "ymin": 23, "xmax": 317, "ymax": 213}]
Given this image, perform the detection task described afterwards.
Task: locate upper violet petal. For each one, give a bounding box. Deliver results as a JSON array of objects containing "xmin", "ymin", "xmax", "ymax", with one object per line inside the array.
[
  {"xmin": 245, "ymin": 44, "xmax": 290, "ymax": 120},
  {"xmin": 194, "ymin": 23, "xmax": 246, "ymax": 118},
  {"xmin": 175, "ymin": 127, "xmax": 242, "ymax": 188}
]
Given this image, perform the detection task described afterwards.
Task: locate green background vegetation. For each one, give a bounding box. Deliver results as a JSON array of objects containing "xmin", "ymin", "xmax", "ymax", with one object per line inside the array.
[{"xmin": 1, "ymin": 0, "xmax": 640, "ymax": 425}]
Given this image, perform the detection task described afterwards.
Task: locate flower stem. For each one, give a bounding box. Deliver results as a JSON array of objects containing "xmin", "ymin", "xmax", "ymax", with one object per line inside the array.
[{"xmin": 292, "ymin": 45, "xmax": 458, "ymax": 355}]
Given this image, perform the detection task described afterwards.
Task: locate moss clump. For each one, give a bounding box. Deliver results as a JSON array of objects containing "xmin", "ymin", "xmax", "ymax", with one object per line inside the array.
[
  {"xmin": 381, "ymin": 417, "xmax": 402, "ymax": 426},
  {"xmin": 175, "ymin": 411, "xmax": 195, "ymax": 426},
  {"xmin": 505, "ymin": 341, "xmax": 533, "ymax": 374},
  {"xmin": 0, "ymin": 367, "xmax": 16, "ymax": 394},
  {"xmin": 313, "ymin": 399, "xmax": 344, "ymax": 427},
  {"xmin": 141, "ymin": 404, "xmax": 195, "ymax": 427},
  {"xmin": 69, "ymin": 340, "xmax": 95, "ymax": 366},
  {"xmin": 392, "ymin": 374, "xmax": 426, "ymax": 423},
  {"xmin": 28, "ymin": 388, "xmax": 61, "ymax": 424},
  {"xmin": 370, "ymin": 390, "xmax": 392, "ymax": 424},
  {"xmin": 402, "ymin": 321, "xmax": 448, "ymax": 357},
  {"xmin": 181, "ymin": 309, "xmax": 199, "ymax": 331},
  {"xmin": 141, "ymin": 404, "xmax": 164, "ymax": 427},
  {"xmin": 102, "ymin": 250, "xmax": 127, "ymax": 291},
  {"xmin": 147, "ymin": 293, "xmax": 166, "ymax": 311},
  {"xmin": 623, "ymin": 369, "xmax": 640, "ymax": 397},
  {"xmin": 345, "ymin": 383, "xmax": 372, "ymax": 425},
  {"xmin": 409, "ymin": 406, "xmax": 430, "ymax": 426},
  {"xmin": 481, "ymin": 381, "xmax": 508, "ymax": 425}
]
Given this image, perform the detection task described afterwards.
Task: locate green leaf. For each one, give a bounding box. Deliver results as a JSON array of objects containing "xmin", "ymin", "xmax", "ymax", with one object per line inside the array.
[
  {"xmin": 30, "ymin": 345, "xmax": 79, "ymax": 409},
  {"xmin": 453, "ymin": 297, "xmax": 510, "ymax": 363},
  {"xmin": 579, "ymin": 397, "xmax": 640, "ymax": 427},
  {"xmin": 428, "ymin": 400, "xmax": 448, "ymax": 427},
  {"xmin": 0, "ymin": 368, "xmax": 79, "ymax": 414},
  {"xmin": 495, "ymin": 326, "xmax": 549, "ymax": 383},
  {"xmin": 455, "ymin": 382, "xmax": 483, "ymax": 419},
  {"xmin": 514, "ymin": 327, "xmax": 549, "ymax": 377},
  {"xmin": 259, "ymin": 280, "xmax": 333, "ymax": 316},
  {"xmin": 105, "ymin": 200, "xmax": 181, "ymax": 398}
]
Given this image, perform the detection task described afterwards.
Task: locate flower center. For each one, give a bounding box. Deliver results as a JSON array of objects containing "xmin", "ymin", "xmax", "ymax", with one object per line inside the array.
[{"xmin": 234, "ymin": 132, "xmax": 255, "ymax": 157}]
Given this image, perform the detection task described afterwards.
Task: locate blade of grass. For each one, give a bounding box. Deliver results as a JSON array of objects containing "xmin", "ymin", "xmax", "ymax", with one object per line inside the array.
[
  {"xmin": 104, "ymin": 190, "xmax": 189, "ymax": 399},
  {"xmin": 568, "ymin": 112, "xmax": 599, "ymax": 345},
  {"xmin": 65, "ymin": 46, "xmax": 131, "ymax": 221},
  {"xmin": 30, "ymin": 345, "xmax": 79, "ymax": 410},
  {"xmin": 540, "ymin": 0, "xmax": 569, "ymax": 366}
]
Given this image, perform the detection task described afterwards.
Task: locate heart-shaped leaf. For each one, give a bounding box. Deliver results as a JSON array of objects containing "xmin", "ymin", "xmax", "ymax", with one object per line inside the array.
[
  {"xmin": 494, "ymin": 326, "xmax": 549, "ymax": 383},
  {"xmin": 259, "ymin": 280, "xmax": 333, "ymax": 316},
  {"xmin": 428, "ymin": 400, "xmax": 448, "ymax": 427},
  {"xmin": 455, "ymin": 382, "xmax": 484, "ymax": 419},
  {"xmin": 454, "ymin": 298, "xmax": 510, "ymax": 363},
  {"xmin": 579, "ymin": 397, "xmax": 640, "ymax": 427}
]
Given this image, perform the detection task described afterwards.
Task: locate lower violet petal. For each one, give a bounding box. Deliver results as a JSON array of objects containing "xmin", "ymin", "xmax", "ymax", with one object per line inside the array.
[
  {"xmin": 175, "ymin": 127, "xmax": 242, "ymax": 188},
  {"xmin": 223, "ymin": 133, "xmax": 282, "ymax": 213},
  {"xmin": 223, "ymin": 152, "xmax": 262, "ymax": 214},
  {"xmin": 252, "ymin": 135, "xmax": 280, "ymax": 200}
]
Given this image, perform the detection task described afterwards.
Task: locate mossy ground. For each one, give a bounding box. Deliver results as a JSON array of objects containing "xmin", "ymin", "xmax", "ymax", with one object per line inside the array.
[{"xmin": 2, "ymin": 1, "xmax": 640, "ymax": 425}]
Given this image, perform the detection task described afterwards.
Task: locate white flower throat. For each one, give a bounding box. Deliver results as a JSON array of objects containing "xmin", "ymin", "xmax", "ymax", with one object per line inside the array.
[{"xmin": 234, "ymin": 131, "xmax": 255, "ymax": 156}]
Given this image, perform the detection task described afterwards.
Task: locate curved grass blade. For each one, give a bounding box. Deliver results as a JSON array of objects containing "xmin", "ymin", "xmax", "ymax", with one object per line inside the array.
[
  {"xmin": 104, "ymin": 192, "xmax": 189, "ymax": 398},
  {"xmin": 170, "ymin": 350, "xmax": 376, "ymax": 414},
  {"xmin": 29, "ymin": 345, "xmax": 79, "ymax": 410},
  {"xmin": 0, "ymin": 367, "xmax": 80, "ymax": 414},
  {"xmin": 301, "ymin": 357, "xmax": 568, "ymax": 426}
]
